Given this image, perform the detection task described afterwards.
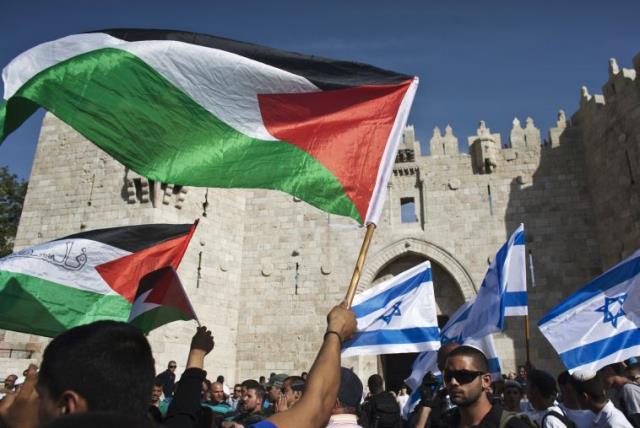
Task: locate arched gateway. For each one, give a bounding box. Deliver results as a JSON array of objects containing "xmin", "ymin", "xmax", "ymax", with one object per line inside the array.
[{"xmin": 360, "ymin": 239, "xmax": 475, "ymax": 392}]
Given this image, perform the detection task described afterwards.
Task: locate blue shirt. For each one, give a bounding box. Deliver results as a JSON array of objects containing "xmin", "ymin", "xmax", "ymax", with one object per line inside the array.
[{"xmin": 249, "ymin": 421, "xmax": 277, "ymax": 428}]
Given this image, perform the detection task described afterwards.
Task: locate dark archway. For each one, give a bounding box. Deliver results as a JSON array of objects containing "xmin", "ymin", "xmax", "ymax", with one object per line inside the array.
[{"xmin": 375, "ymin": 252, "xmax": 465, "ymax": 392}]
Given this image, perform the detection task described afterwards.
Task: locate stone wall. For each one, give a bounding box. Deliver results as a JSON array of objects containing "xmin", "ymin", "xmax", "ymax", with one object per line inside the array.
[{"xmin": 3, "ymin": 51, "xmax": 639, "ymax": 386}]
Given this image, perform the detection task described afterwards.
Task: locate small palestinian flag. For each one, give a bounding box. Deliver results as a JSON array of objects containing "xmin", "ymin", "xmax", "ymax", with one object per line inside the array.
[
  {"xmin": 128, "ymin": 266, "xmax": 197, "ymax": 334},
  {"xmin": 0, "ymin": 29, "xmax": 419, "ymax": 225},
  {"xmin": 0, "ymin": 222, "xmax": 196, "ymax": 337}
]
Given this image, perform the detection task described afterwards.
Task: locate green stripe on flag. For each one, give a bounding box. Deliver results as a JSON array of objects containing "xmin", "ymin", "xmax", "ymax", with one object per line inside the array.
[
  {"xmin": 0, "ymin": 271, "xmax": 132, "ymax": 338},
  {"xmin": 129, "ymin": 305, "xmax": 193, "ymax": 334},
  {"xmin": 1, "ymin": 47, "xmax": 360, "ymax": 222}
]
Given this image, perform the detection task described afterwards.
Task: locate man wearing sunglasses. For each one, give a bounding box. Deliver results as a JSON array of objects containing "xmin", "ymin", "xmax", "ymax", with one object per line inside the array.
[
  {"xmin": 444, "ymin": 346, "xmax": 532, "ymax": 428},
  {"xmin": 156, "ymin": 360, "xmax": 178, "ymax": 399}
]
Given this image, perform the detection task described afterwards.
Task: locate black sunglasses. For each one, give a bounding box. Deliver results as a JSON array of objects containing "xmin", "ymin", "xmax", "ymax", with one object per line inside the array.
[
  {"xmin": 443, "ymin": 369, "xmax": 485, "ymax": 385},
  {"xmin": 169, "ymin": 365, "xmax": 177, "ymax": 368}
]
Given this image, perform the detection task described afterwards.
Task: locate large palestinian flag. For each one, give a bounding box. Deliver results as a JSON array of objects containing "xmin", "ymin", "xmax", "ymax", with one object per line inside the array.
[
  {"xmin": 0, "ymin": 223, "xmax": 196, "ymax": 337},
  {"xmin": 0, "ymin": 29, "xmax": 418, "ymax": 225}
]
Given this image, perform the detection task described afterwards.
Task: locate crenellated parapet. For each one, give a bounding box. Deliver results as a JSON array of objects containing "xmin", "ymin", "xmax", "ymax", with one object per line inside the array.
[{"xmin": 429, "ymin": 125, "xmax": 459, "ymax": 156}]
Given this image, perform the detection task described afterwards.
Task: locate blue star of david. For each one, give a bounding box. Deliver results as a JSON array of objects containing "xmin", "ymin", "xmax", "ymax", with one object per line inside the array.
[
  {"xmin": 595, "ymin": 293, "xmax": 628, "ymax": 328},
  {"xmin": 379, "ymin": 301, "xmax": 402, "ymax": 324}
]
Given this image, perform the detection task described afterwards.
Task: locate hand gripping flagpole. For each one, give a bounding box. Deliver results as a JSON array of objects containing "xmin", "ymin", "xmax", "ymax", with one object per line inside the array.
[{"xmin": 345, "ymin": 224, "xmax": 377, "ymax": 308}]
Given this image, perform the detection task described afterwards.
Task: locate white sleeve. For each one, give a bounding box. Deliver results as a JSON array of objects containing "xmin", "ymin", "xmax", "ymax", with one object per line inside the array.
[
  {"xmin": 542, "ymin": 413, "xmax": 569, "ymax": 428},
  {"xmin": 623, "ymin": 384, "xmax": 640, "ymax": 415}
]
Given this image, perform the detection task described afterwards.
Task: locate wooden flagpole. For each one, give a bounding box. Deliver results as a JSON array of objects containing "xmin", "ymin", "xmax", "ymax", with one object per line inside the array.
[
  {"xmin": 345, "ymin": 224, "xmax": 377, "ymax": 308},
  {"xmin": 524, "ymin": 314, "xmax": 531, "ymax": 364}
]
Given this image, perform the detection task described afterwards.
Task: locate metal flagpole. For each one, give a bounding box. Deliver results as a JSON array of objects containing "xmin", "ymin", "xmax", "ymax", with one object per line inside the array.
[
  {"xmin": 524, "ymin": 249, "xmax": 535, "ymax": 364},
  {"xmin": 345, "ymin": 224, "xmax": 377, "ymax": 308}
]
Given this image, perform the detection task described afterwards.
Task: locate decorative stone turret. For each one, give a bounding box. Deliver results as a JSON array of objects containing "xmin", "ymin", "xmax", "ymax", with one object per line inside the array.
[
  {"xmin": 469, "ymin": 121, "xmax": 501, "ymax": 174},
  {"xmin": 548, "ymin": 110, "xmax": 568, "ymax": 147},
  {"xmin": 442, "ymin": 125, "xmax": 459, "ymax": 155},
  {"xmin": 429, "ymin": 126, "xmax": 443, "ymax": 155},
  {"xmin": 429, "ymin": 125, "xmax": 459, "ymax": 156},
  {"xmin": 523, "ymin": 117, "xmax": 541, "ymax": 149},
  {"xmin": 510, "ymin": 118, "xmax": 525, "ymax": 149}
]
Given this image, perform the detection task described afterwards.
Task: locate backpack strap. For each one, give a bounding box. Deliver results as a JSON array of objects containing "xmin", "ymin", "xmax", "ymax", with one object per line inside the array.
[
  {"xmin": 541, "ymin": 410, "xmax": 575, "ymax": 428},
  {"xmin": 499, "ymin": 410, "xmax": 517, "ymax": 428}
]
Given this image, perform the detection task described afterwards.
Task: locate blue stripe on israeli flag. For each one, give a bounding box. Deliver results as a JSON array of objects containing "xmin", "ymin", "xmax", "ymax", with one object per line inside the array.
[
  {"xmin": 539, "ymin": 249, "xmax": 640, "ymax": 373},
  {"xmin": 461, "ymin": 224, "xmax": 527, "ymax": 340},
  {"xmin": 341, "ymin": 261, "xmax": 440, "ymax": 358}
]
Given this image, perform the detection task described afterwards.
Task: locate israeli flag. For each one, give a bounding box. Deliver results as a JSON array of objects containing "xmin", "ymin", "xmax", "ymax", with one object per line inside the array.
[
  {"xmin": 402, "ymin": 299, "xmax": 502, "ymax": 419},
  {"xmin": 539, "ymin": 249, "xmax": 640, "ymax": 374},
  {"xmin": 341, "ymin": 261, "xmax": 440, "ymax": 358},
  {"xmin": 461, "ymin": 224, "xmax": 527, "ymax": 340}
]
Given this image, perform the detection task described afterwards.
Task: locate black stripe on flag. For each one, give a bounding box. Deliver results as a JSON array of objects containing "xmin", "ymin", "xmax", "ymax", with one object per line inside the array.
[
  {"xmin": 93, "ymin": 28, "xmax": 413, "ymax": 90},
  {"xmin": 56, "ymin": 223, "xmax": 192, "ymax": 253}
]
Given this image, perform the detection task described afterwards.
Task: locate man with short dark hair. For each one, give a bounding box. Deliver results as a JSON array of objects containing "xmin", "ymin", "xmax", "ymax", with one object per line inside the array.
[
  {"xmin": 526, "ymin": 369, "xmax": 573, "ymax": 427},
  {"xmin": 36, "ymin": 321, "xmax": 156, "ymax": 425},
  {"xmin": 157, "ymin": 360, "xmax": 178, "ymax": 399},
  {"xmin": 503, "ymin": 380, "xmax": 524, "ymax": 413},
  {"xmin": 224, "ymin": 384, "xmax": 266, "ymax": 427},
  {"xmin": 229, "ymin": 384, "xmax": 242, "ymax": 410},
  {"xmin": 361, "ymin": 374, "xmax": 401, "ymax": 428},
  {"xmin": 325, "ymin": 367, "xmax": 363, "ymax": 428},
  {"xmin": 556, "ymin": 371, "xmax": 594, "ymax": 428},
  {"xmin": 599, "ymin": 363, "xmax": 640, "ymax": 427},
  {"xmin": 570, "ymin": 370, "xmax": 632, "ymax": 428},
  {"xmin": 281, "ymin": 376, "xmax": 305, "ymax": 410},
  {"xmin": 444, "ymin": 345, "xmax": 531, "ymax": 428}
]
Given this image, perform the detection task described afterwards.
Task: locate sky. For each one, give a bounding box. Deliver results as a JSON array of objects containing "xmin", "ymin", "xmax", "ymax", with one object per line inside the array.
[{"xmin": 1, "ymin": 0, "xmax": 639, "ymax": 179}]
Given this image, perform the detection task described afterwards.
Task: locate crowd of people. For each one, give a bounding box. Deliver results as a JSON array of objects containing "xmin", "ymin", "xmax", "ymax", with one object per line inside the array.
[{"xmin": 0, "ymin": 304, "xmax": 638, "ymax": 428}]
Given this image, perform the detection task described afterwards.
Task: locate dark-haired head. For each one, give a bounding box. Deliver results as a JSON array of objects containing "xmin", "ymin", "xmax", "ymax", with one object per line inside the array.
[
  {"xmin": 367, "ymin": 374, "xmax": 384, "ymax": 394},
  {"xmin": 37, "ymin": 321, "xmax": 155, "ymax": 425}
]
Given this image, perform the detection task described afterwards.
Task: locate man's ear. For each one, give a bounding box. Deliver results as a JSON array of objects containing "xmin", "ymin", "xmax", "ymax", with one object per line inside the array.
[
  {"xmin": 481, "ymin": 373, "xmax": 493, "ymax": 391},
  {"xmin": 59, "ymin": 390, "xmax": 88, "ymax": 415}
]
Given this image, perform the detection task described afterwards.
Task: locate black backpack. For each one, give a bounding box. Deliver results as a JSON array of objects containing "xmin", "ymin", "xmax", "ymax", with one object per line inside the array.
[
  {"xmin": 541, "ymin": 410, "xmax": 577, "ymax": 428},
  {"xmin": 369, "ymin": 392, "xmax": 402, "ymax": 428}
]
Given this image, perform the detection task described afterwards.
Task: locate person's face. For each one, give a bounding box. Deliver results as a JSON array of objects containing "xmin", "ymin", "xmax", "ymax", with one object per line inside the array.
[
  {"xmin": 151, "ymin": 385, "xmax": 163, "ymax": 404},
  {"xmin": 518, "ymin": 367, "xmax": 527, "ymax": 379},
  {"xmin": 599, "ymin": 367, "xmax": 615, "ymax": 388},
  {"xmin": 234, "ymin": 386, "xmax": 242, "ymax": 398},
  {"xmin": 503, "ymin": 386, "xmax": 522, "ymax": 410},
  {"xmin": 268, "ymin": 384, "xmax": 281, "ymax": 402},
  {"xmin": 168, "ymin": 361, "xmax": 177, "ymax": 372},
  {"xmin": 242, "ymin": 389, "xmax": 262, "ymax": 413},
  {"xmin": 282, "ymin": 381, "xmax": 301, "ymax": 407},
  {"xmin": 36, "ymin": 382, "xmax": 62, "ymax": 426},
  {"xmin": 4, "ymin": 375, "xmax": 17, "ymax": 391},
  {"xmin": 211, "ymin": 384, "xmax": 225, "ymax": 404},
  {"xmin": 444, "ymin": 355, "xmax": 491, "ymax": 407},
  {"xmin": 526, "ymin": 384, "xmax": 546, "ymax": 411}
]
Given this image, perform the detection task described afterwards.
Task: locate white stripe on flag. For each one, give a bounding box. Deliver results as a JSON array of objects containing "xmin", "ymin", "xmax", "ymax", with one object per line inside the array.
[
  {"xmin": 461, "ymin": 224, "xmax": 527, "ymax": 340},
  {"xmin": 0, "ymin": 238, "xmax": 130, "ymax": 295},
  {"xmin": 342, "ymin": 261, "xmax": 440, "ymax": 358},
  {"xmin": 539, "ymin": 249, "xmax": 640, "ymax": 373}
]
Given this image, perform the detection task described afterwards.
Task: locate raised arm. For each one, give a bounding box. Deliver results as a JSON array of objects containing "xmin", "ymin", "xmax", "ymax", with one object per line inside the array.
[
  {"xmin": 267, "ymin": 302, "xmax": 356, "ymax": 428},
  {"xmin": 164, "ymin": 326, "xmax": 215, "ymax": 428}
]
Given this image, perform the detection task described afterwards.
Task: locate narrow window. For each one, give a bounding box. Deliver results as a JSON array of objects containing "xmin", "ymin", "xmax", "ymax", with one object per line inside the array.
[{"xmin": 400, "ymin": 197, "xmax": 417, "ymax": 223}]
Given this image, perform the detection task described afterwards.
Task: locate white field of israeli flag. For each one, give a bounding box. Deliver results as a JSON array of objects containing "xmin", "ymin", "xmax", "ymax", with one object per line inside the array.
[
  {"xmin": 402, "ymin": 299, "xmax": 502, "ymax": 419},
  {"xmin": 539, "ymin": 249, "xmax": 640, "ymax": 374},
  {"xmin": 461, "ymin": 224, "xmax": 527, "ymax": 341},
  {"xmin": 341, "ymin": 261, "xmax": 440, "ymax": 358}
]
